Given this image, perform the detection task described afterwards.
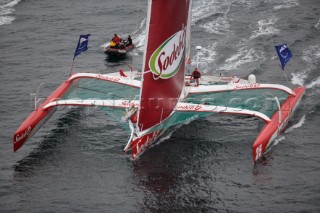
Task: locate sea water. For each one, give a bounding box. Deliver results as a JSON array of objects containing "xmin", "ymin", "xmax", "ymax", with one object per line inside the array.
[{"xmin": 1, "ymin": 0, "xmax": 320, "ymax": 212}]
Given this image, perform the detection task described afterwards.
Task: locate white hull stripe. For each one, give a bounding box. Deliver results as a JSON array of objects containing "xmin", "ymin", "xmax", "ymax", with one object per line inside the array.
[
  {"xmin": 176, "ymin": 102, "xmax": 271, "ymax": 122},
  {"xmin": 68, "ymin": 73, "xmax": 141, "ymax": 88},
  {"xmin": 188, "ymin": 83, "xmax": 294, "ymax": 95},
  {"xmin": 43, "ymin": 99, "xmax": 140, "ymax": 109}
]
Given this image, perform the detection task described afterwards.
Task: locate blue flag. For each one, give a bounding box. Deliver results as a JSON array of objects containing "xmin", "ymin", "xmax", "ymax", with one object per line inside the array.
[
  {"xmin": 74, "ymin": 34, "xmax": 91, "ymax": 60},
  {"xmin": 275, "ymin": 44, "xmax": 292, "ymax": 70}
]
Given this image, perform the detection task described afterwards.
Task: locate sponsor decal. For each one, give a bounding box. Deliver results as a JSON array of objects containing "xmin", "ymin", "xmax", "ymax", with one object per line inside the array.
[
  {"xmin": 220, "ymin": 77, "xmax": 234, "ymax": 82},
  {"xmin": 97, "ymin": 74, "xmax": 120, "ymax": 82},
  {"xmin": 134, "ymin": 131, "xmax": 160, "ymax": 157},
  {"xmin": 235, "ymin": 84, "xmax": 260, "ymax": 90},
  {"xmin": 149, "ymin": 25, "xmax": 186, "ymax": 80},
  {"xmin": 136, "ymin": 136, "xmax": 152, "ymax": 156},
  {"xmin": 15, "ymin": 126, "xmax": 32, "ymax": 143},
  {"xmin": 120, "ymin": 101, "xmax": 139, "ymax": 108},
  {"xmin": 177, "ymin": 104, "xmax": 202, "ymax": 111},
  {"xmin": 195, "ymin": 105, "xmax": 202, "ymax": 111}
]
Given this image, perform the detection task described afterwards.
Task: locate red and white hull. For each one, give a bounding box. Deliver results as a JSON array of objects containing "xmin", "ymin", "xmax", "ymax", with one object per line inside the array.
[
  {"xmin": 252, "ymin": 87, "xmax": 306, "ymax": 161},
  {"xmin": 13, "ymin": 80, "xmax": 71, "ymax": 152}
]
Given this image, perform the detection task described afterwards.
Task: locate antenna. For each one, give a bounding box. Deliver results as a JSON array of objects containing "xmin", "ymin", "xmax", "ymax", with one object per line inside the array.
[{"xmin": 196, "ymin": 46, "xmax": 202, "ymax": 69}]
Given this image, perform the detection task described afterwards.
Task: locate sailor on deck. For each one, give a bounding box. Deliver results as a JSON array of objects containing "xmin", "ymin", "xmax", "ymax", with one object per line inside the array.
[{"xmin": 191, "ymin": 67, "xmax": 201, "ymax": 86}]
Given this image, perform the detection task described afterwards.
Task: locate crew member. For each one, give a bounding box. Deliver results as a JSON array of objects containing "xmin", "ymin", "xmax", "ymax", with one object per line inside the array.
[
  {"xmin": 127, "ymin": 35, "xmax": 133, "ymax": 46},
  {"xmin": 190, "ymin": 67, "xmax": 201, "ymax": 86},
  {"xmin": 111, "ymin": 34, "xmax": 121, "ymax": 48},
  {"xmin": 110, "ymin": 40, "xmax": 116, "ymax": 47}
]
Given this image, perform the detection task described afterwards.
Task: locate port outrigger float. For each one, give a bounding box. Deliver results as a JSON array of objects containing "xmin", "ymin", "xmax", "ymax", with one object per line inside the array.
[{"xmin": 14, "ymin": 0, "xmax": 305, "ymax": 162}]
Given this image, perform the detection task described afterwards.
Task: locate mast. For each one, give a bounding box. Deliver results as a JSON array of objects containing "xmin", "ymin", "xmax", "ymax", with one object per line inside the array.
[
  {"xmin": 185, "ymin": 0, "xmax": 192, "ymax": 74},
  {"xmin": 137, "ymin": 0, "xmax": 192, "ymax": 132}
]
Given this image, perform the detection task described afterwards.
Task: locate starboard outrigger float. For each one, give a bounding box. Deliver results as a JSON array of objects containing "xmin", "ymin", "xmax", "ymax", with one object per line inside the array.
[{"xmin": 13, "ymin": 0, "xmax": 305, "ymax": 163}]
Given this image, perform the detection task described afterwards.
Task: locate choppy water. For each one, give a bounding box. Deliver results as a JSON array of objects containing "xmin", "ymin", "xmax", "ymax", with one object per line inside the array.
[{"xmin": 1, "ymin": 0, "xmax": 320, "ymax": 212}]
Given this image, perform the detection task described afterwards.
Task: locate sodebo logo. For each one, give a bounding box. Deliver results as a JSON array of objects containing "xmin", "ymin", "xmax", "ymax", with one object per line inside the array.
[{"xmin": 149, "ymin": 26, "xmax": 186, "ymax": 79}]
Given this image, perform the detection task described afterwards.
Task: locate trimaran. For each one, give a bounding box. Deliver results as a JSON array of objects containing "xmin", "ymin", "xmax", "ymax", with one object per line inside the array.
[{"xmin": 13, "ymin": 0, "xmax": 305, "ymax": 162}]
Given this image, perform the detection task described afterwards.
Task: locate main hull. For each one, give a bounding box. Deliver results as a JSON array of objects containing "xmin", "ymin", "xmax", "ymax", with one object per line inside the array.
[{"xmin": 130, "ymin": 108, "xmax": 213, "ymax": 159}]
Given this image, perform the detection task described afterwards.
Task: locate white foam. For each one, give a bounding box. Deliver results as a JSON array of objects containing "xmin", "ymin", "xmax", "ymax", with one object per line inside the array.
[
  {"xmin": 157, "ymin": 131, "xmax": 174, "ymax": 144},
  {"xmin": 191, "ymin": 0, "xmax": 220, "ymax": 24},
  {"xmin": 291, "ymin": 72, "xmax": 307, "ymax": 86},
  {"xmin": 274, "ymin": 135, "xmax": 286, "ymax": 146},
  {"xmin": 200, "ymin": 16, "xmax": 231, "ymax": 35},
  {"xmin": 196, "ymin": 43, "xmax": 217, "ymax": 63},
  {"xmin": 0, "ymin": 7, "xmax": 11, "ymax": 16},
  {"xmin": 250, "ymin": 18, "xmax": 280, "ymax": 39},
  {"xmin": 0, "ymin": 0, "xmax": 20, "ymax": 8},
  {"xmin": 315, "ymin": 19, "xmax": 320, "ymax": 29},
  {"xmin": 0, "ymin": 0, "xmax": 21, "ymax": 25},
  {"xmin": 192, "ymin": 0, "xmax": 234, "ymax": 35},
  {"xmin": 273, "ymin": 0, "xmax": 299, "ymax": 11},
  {"xmin": 285, "ymin": 115, "xmax": 306, "ymax": 133},
  {"xmin": 0, "ymin": 15, "xmax": 14, "ymax": 25},
  {"xmin": 188, "ymin": 43, "xmax": 217, "ymax": 73},
  {"xmin": 192, "ymin": 0, "xmax": 253, "ymax": 25},
  {"xmin": 100, "ymin": 42, "xmax": 109, "ymax": 48},
  {"xmin": 132, "ymin": 18, "xmax": 146, "ymax": 51},
  {"xmin": 133, "ymin": 31, "xmax": 146, "ymax": 51},
  {"xmin": 306, "ymin": 76, "xmax": 320, "ymax": 89},
  {"xmin": 219, "ymin": 47, "xmax": 262, "ymax": 71},
  {"xmin": 128, "ymin": 51, "xmax": 139, "ymax": 56},
  {"xmin": 297, "ymin": 45, "xmax": 320, "ymax": 89},
  {"xmin": 138, "ymin": 17, "xmax": 146, "ymax": 30},
  {"xmin": 302, "ymin": 45, "xmax": 320, "ymax": 63}
]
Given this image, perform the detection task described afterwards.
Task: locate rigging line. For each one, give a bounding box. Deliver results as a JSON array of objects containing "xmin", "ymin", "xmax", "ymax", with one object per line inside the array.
[
  {"xmin": 129, "ymin": 68, "xmax": 134, "ymax": 103},
  {"xmin": 69, "ymin": 60, "xmax": 75, "ymax": 77},
  {"xmin": 124, "ymin": 63, "xmax": 135, "ymax": 105},
  {"xmin": 124, "ymin": 0, "xmax": 139, "ymax": 106},
  {"xmin": 282, "ymin": 69, "xmax": 290, "ymax": 85},
  {"xmin": 134, "ymin": 0, "xmax": 140, "ymax": 37}
]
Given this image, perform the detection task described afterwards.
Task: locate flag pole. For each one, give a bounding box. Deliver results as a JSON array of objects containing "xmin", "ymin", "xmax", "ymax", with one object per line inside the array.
[
  {"xmin": 196, "ymin": 46, "xmax": 202, "ymax": 69},
  {"xmin": 69, "ymin": 58, "xmax": 75, "ymax": 77},
  {"xmin": 282, "ymin": 68, "xmax": 290, "ymax": 85}
]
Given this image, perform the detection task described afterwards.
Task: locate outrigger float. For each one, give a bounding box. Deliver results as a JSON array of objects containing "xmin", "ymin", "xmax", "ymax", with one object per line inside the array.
[{"xmin": 14, "ymin": 0, "xmax": 305, "ymax": 163}]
